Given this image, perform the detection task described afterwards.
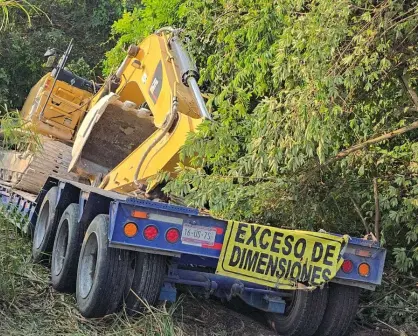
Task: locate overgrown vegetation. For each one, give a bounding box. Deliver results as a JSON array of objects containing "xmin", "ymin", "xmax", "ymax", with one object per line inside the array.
[
  {"xmin": 1, "ymin": 0, "xmax": 418, "ymax": 333},
  {"xmin": 0, "ymin": 0, "xmax": 39, "ymax": 30},
  {"xmin": 0, "ymin": 0, "xmax": 138, "ymax": 109},
  {"xmin": 105, "ymin": 0, "xmax": 418, "ymax": 329},
  {"xmin": 0, "ymin": 214, "xmax": 279, "ymax": 336},
  {"xmin": 0, "ymin": 108, "xmax": 41, "ymax": 152}
]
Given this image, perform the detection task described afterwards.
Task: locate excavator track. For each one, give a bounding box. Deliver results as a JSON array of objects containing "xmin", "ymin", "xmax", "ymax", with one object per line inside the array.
[{"xmin": 0, "ymin": 136, "xmax": 78, "ymax": 194}]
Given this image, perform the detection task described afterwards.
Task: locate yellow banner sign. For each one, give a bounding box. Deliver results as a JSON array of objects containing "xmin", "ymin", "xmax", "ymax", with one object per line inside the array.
[{"xmin": 216, "ymin": 221, "xmax": 348, "ymax": 289}]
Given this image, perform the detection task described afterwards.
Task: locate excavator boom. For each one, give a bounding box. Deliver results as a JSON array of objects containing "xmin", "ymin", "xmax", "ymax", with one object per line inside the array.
[{"xmin": 69, "ymin": 28, "xmax": 211, "ymax": 194}]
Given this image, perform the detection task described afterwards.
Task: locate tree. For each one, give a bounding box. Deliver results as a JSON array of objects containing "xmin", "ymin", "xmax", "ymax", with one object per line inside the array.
[
  {"xmin": 107, "ymin": 1, "xmax": 418, "ymax": 286},
  {"xmin": 0, "ymin": 0, "xmax": 134, "ymax": 109}
]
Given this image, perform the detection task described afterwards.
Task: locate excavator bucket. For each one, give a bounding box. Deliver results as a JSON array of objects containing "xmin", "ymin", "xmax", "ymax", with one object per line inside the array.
[{"xmin": 69, "ymin": 93, "xmax": 157, "ymax": 183}]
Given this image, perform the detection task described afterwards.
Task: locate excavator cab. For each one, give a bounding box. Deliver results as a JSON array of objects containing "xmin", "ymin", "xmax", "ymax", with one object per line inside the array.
[
  {"xmin": 0, "ymin": 42, "xmax": 97, "ymax": 194},
  {"xmin": 20, "ymin": 41, "xmax": 95, "ymax": 142}
]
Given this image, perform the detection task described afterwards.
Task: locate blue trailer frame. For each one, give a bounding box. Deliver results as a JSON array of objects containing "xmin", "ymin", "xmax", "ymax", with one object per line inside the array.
[{"xmin": 0, "ymin": 177, "xmax": 386, "ymax": 314}]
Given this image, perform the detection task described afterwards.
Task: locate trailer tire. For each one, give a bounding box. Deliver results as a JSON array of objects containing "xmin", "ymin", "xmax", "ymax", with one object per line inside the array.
[
  {"xmin": 51, "ymin": 203, "xmax": 82, "ymax": 292},
  {"xmin": 314, "ymin": 283, "xmax": 360, "ymax": 336},
  {"xmin": 124, "ymin": 252, "xmax": 166, "ymax": 315},
  {"xmin": 32, "ymin": 186, "xmax": 59, "ymax": 263},
  {"xmin": 76, "ymin": 214, "xmax": 130, "ymax": 318},
  {"xmin": 266, "ymin": 287, "xmax": 328, "ymax": 336}
]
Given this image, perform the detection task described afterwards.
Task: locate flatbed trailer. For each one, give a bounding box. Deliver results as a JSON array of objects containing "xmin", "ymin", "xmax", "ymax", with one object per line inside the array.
[{"xmin": 0, "ymin": 177, "xmax": 386, "ymax": 336}]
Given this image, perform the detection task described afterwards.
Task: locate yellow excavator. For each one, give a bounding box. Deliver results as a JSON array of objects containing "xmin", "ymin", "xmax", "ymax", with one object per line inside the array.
[{"xmin": 1, "ymin": 27, "xmax": 211, "ymax": 196}]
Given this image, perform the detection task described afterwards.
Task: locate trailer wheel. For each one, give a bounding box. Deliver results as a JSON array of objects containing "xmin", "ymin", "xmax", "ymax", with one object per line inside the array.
[
  {"xmin": 266, "ymin": 287, "xmax": 328, "ymax": 336},
  {"xmin": 32, "ymin": 186, "xmax": 59, "ymax": 263},
  {"xmin": 314, "ymin": 283, "xmax": 360, "ymax": 336},
  {"xmin": 124, "ymin": 252, "xmax": 166, "ymax": 314},
  {"xmin": 76, "ymin": 214, "xmax": 129, "ymax": 317},
  {"xmin": 51, "ymin": 203, "xmax": 82, "ymax": 292}
]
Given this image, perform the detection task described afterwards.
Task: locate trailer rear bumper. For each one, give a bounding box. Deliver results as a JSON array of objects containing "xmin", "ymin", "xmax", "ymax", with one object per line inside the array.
[
  {"xmin": 109, "ymin": 198, "xmax": 386, "ymax": 292},
  {"xmin": 108, "ymin": 198, "xmax": 227, "ymax": 258}
]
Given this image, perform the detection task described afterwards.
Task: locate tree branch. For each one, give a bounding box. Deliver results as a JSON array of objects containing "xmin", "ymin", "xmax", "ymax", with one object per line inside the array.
[
  {"xmin": 329, "ymin": 119, "xmax": 418, "ymax": 162},
  {"xmin": 351, "ymin": 197, "xmax": 370, "ymax": 233},
  {"xmin": 400, "ymin": 74, "xmax": 418, "ymax": 109}
]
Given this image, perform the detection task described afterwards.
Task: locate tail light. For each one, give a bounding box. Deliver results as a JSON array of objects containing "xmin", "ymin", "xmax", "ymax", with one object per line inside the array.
[
  {"xmin": 123, "ymin": 222, "xmax": 138, "ymax": 238},
  {"xmin": 166, "ymin": 228, "xmax": 180, "ymax": 243},
  {"xmin": 341, "ymin": 259, "xmax": 353, "ymax": 273},
  {"xmin": 131, "ymin": 210, "xmax": 148, "ymax": 219},
  {"xmin": 358, "ymin": 263, "xmax": 370, "ymax": 277},
  {"xmin": 143, "ymin": 225, "xmax": 158, "ymax": 240}
]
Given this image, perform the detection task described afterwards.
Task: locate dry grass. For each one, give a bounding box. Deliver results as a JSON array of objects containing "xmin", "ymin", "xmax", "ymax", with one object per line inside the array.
[
  {"xmin": 0, "ymin": 212, "xmax": 184, "ymax": 336},
  {"xmin": 0, "ymin": 209, "xmax": 278, "ymax": 336}
]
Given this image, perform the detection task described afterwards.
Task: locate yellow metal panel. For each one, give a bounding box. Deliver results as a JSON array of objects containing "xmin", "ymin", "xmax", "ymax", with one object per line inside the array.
[
  {"xmin": 216, "ymin": 221, "xmax": 348, "ymax": 289},
  {"xmin": 20, "ymin": 74, "xmax": 49, "ymax": 119},
  {"xmin": 23, "ymin": 73, "xmax": 92, "ymax": 141}
]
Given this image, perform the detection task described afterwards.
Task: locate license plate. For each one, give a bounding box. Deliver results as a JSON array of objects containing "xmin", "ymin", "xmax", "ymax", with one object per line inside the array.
[{"xmin": 181, "ymin": 224, "xmax": 217, "ymax": 246}]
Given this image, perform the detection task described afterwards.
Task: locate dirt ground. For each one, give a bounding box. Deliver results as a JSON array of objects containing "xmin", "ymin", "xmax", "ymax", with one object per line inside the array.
[{"xmin": 174, "ymin": 296, "xmax": 397, "ymax": 336}]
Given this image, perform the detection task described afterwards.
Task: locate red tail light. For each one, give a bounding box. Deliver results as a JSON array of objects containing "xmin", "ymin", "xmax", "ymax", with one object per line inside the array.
[
  {"xmin": 341, "ymin": 259, "xmax": 353, "ymax": 273},
  {"xmin": 166, "ymin": 228, "xmax": 180, "ymax": 243},
  {"xmin": 143, "ymin": 225, "xmax": 158, "ymax": 240}
]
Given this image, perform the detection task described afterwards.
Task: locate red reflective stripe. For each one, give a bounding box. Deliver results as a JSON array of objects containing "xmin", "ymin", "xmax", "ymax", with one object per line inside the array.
[
  {"xmin": 215, "ymin": 227, "xmax": 224, "ymax": 234},
  {"xmin": 202, "ymin": 242, "xmax": 223, "ymax": 250}
]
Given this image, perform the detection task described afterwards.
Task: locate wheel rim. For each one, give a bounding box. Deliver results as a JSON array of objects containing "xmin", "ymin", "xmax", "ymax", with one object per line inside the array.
[
  {"xmin": 79, "ymin": 232, "xmax": 98, "ymax": 299},
  {"xmin": 52, "ymin": 219, "xmax": 69, "ymax": 276},
  {"xmin": 34, "ymin": 200, "xmax": 49, "ymax": 249}
]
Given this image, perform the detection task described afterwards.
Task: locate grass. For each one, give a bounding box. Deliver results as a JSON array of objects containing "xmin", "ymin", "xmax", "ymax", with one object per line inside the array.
[
  {"xmin": 0, "ymin": 107, "xmax": 42, "ymax": 153},
  {"xmin": 0, "ymin": 209, "xmax": 277, "ymax": 336},
  {"xmin": 0, "ymin": 212, "xmax": 184, "ymax": 336},
  {"xmin": 0, "ymin": 0, "xmax": 39, "ymax": 30}
]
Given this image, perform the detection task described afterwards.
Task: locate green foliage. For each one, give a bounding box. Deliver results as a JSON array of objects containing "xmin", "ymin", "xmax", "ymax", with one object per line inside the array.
[
  {"xmin": 0, "ymin": 107, "xmax": 41, "ymax": 152},
  {"xmin": 0, "ymin": 0, "xmax": 39, "ymax": 30},
  {"xmin": 66, "ymin": 57, "xmax": 92, "ymax": 78},
  {"xmin": 175, "ymin": 0, "xmax": 418, "ymax": 269},
  {"xmin": 103, "ymin": 0, "xmax": 183, "ymax": 74},
  {"xmin": 0, "ymin": 0, "xmax": 130, "ymax": 109},
  {"xmin": 107, "ymin": 3, "xmax": 418, "ymax": 321}
]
